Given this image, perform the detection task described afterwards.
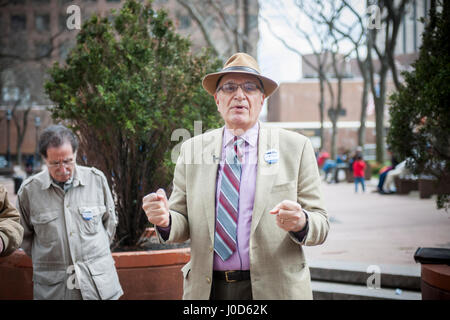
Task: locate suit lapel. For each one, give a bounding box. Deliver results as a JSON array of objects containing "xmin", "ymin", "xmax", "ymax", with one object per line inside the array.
[
  {"xmin": 200, "ymin": 127, "xmax": 224, "ymax": 243},
  {"xmin": 251, "ymin": 123, "xmax": 279, "ymax": 236}
]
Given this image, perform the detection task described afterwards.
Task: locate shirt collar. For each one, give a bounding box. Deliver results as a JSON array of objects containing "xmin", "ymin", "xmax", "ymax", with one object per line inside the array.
[
  {"xmin": 40, "ymin": 164, "xmax": 86, "ymax": 190},
  {"xmin": 223, "ymin": 121, "xmax": 259, "ymax": 148}
]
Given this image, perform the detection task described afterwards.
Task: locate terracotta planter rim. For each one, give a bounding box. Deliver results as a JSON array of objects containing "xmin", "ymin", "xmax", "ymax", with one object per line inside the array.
[{"xmin": 421, "ymin": 264, "xmax": 450, "ymax": 291}]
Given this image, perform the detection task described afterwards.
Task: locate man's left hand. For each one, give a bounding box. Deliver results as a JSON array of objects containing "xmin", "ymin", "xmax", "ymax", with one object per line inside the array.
[{"xmin": 269, "ymin": 200, "xmax": 306, "ymax": 232}]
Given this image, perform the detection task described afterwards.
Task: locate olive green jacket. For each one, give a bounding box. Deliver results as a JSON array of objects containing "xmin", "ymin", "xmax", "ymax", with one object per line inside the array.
[{"xmin": 17, "ymin": 165, "xmax": 123, "ymax": 300}]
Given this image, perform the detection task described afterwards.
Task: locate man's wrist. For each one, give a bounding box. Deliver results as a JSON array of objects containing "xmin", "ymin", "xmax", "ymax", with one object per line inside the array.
[
  {"xmin": 292, "ymin": 210, "xmax": 309, "ymax": 232},
  {"xmin": 291, "ymin": 211, "xmax": 309, "ymax": 241},
  {"xmin": 156, "ymin": 214, "xmax": 172, "ymax": 241},
  {"xmin": 299, "ymin": 210, "xmax": 309, "ymax": 232}
]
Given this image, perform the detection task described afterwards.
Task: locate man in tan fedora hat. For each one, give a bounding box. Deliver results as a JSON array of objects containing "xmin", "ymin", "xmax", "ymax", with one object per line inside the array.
[{"xmin": 143, "ymin": 52, "xmax": 329, "ymax": 300}]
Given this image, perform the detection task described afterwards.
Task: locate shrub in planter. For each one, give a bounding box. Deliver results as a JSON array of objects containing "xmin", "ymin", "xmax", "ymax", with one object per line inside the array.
[
  {"xmin": 387, "ymin": 0, "xmax": 449, "ymax": 210},
  {"xmin": 45, "ymin": 0, "xmax": 223, "ymax": 249}
]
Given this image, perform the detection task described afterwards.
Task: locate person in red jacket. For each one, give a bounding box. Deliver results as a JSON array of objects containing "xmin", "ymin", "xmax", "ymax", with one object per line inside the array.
[{"xmin": 352, "ymin": 155, "xmax": 366, "ymax": 193}]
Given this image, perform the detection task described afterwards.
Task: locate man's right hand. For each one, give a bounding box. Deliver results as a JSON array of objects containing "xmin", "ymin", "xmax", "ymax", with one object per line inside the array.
[{"xmin": 142, "ymin": 188, "xmax": 170, "ymax": 228}]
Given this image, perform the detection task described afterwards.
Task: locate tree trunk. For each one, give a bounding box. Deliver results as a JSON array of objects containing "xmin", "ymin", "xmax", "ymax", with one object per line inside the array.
[
  {"xmin": 330, "ymin": 50, "xmax": 343, "ymax": 160},
  {"xmin": 12, "ymin": 105, "xmax": 31, "ymax": 168},
  {"xmin": 358, "ymin": 70, "xmax": 369, "ymax": 147},
  {"xmin": 374, "ymin": 63, "xmax": 388, "ymax": 163},
  {"xmin": 243, "ymin": 0, "xmax": 250, "ymax": 53},
  {"xmin": 331, "ymin": 118, "xmax": 338, "ymax": 161},
  {"xmin": 319, "ymin": 73, "xmax": 325, "ymax": 150}
]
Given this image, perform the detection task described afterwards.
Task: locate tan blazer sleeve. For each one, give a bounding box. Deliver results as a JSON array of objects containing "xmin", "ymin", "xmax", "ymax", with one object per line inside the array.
[
  {"xmin": 290, "ymin": 138, "xmax": 329, "ymax": 246},
  {"xmin": 0, "ymin": 185, "xmax": 24, "ymax": 256}
]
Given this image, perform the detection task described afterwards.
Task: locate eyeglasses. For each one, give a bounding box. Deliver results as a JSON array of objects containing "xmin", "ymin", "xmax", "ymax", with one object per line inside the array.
[
  {"xmin": 47, "ymin": 159, "xmax": 75, "ymax": 168},
  {"xmin": 217, "ymin": 82, "xmax": 262, "ymax": 94}
]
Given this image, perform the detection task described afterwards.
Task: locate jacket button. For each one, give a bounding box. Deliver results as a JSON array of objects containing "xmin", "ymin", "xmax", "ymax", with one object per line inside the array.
[{"xmin": 206, "ymin": 277, "xmax": 211, "ymax": 284}]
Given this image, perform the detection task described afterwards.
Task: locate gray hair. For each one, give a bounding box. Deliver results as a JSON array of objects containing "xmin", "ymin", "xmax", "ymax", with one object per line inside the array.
[{"xmin": 39, "ymin": 124, "xmax": 79, "ymax": 158}]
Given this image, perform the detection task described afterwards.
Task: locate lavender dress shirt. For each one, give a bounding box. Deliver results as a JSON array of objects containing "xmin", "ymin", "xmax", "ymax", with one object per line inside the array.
[{"xmin": 212, "ymin": 122, "xmax": 259, "ymax": 271}]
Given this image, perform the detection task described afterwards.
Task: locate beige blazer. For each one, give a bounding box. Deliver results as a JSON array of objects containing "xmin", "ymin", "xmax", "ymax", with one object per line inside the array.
[{"xmin": 157, "ymin": 122, "xmax": 329, "ymax": 299}]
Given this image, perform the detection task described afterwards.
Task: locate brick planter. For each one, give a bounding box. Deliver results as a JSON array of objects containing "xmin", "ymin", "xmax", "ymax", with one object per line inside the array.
[
  {"xmin": 394, "ymin": 177, "xmax": 419, "ymax": 194},
  {"xmin": 418, "ymin": 178, "xmax": 450, "ymax": 199},
  {"xmin": 0, "ymin": 249, "xmax": 33, "ymax": 300},
  {"xmin": 0, "ymin": 230, "xmax": 190, "ymax": 300},
  {"xmin": 420, "ymin": 264, "xmax": 450, "ymax": 300},
  {"xmin": 115, "ymin": 247, "xmax": 190, "ymax": 300}
]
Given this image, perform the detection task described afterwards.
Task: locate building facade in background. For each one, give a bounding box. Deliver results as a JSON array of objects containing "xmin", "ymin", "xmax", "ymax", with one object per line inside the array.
[{"xmin": 0, "ymin": 0, "xmax": 259, "ymax": 160}]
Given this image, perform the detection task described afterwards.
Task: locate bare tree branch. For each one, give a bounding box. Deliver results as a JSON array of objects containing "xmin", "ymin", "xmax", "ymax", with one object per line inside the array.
[{"xmin": 176, "ymin": 0, "xmax": 220, "ymax": 58}]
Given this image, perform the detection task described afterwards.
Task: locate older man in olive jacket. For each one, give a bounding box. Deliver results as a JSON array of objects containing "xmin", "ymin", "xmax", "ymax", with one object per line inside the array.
[
  {"xmin": 17, "ymin": 125, "xmax": 122, "ymax": 300},
  {"xmin": 0, "ymin": 184, "xmax": 24, "ymax": 257}
]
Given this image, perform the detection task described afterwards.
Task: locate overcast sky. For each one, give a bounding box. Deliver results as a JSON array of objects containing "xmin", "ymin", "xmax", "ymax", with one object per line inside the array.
[{"xmin": 257, "ymin": 0, "xmax": 366, "ymax": 84}]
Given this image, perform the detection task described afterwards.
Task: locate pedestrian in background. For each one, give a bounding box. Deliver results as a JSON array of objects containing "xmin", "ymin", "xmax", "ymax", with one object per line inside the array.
[{"xmin": 353, "ymin": 155, "xmax": 366, "ymax": 193}]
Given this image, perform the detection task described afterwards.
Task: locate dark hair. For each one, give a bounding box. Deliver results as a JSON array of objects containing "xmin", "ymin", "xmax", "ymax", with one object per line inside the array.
[
  {"xmin": 356, "ymin": 155, "xmax": 363, "ymax": 161},
  {"xmin": 39, "ymin": 125, "xmax": 79, "ymax": 158}
]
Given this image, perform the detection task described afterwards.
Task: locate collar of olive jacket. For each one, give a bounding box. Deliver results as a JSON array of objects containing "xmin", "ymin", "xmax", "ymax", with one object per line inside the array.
[{"xmin": 39, "ymin": 165, "xmax": 87, "ymax": 190}]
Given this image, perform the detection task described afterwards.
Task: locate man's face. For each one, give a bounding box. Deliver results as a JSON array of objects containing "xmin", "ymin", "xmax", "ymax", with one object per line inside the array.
[
  {"xmin": 214, "ymin": 73, "xmax": 265, "ymax": 133},
  {"xmin": 45, "ymin": 142, "xmax": 76, "ymax": 183}
]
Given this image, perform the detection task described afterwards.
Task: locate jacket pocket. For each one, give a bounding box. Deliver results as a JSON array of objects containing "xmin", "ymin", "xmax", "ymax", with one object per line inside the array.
[
  {"xmin": 78, "ymin": 206, "xmax": 106, "ymax": 235},
  {"xmin": 32, "ymin": 270, "xmax": 66, "ymax": 300},
  {"xmin": 87, "ymin": 255, "xmax": 122, "ymax": 300},
  {"xmin": 30, "ymin": 211, "xmax": 59, "ymax": 244},
  {"xmin": 271, "ymin": 180, "xmax": 296, "ymax": 193}
]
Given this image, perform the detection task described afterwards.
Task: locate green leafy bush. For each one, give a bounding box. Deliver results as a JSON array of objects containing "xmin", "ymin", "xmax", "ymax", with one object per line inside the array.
[{"xmin": 387, "ymin": 0, "xmax": 449, "ymax": 210}]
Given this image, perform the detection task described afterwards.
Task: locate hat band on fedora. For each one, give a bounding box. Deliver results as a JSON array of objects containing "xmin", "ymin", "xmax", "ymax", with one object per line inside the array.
[
  {"xmin": 215, "ymin": 66, "xmax": 265, "ymax": 92},
  {"xmin": 223, "ymin": 66, "xmax": 260, "ymax": 75}
]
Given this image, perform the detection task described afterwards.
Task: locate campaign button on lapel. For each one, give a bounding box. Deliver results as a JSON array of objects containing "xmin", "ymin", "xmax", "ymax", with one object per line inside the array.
[{"xmin": 264, "ymin": 149, "xmax": 279, "ymax": 164}]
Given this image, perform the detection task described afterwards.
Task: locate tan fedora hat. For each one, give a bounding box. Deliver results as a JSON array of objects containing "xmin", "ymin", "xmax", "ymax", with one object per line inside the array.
[{"xmin": 202, "ymin": 52, "xmax": 278, "ymax": 97}]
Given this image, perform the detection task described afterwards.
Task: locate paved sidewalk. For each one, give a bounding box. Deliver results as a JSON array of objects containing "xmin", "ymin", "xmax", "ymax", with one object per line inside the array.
[{"xmin": 304, "ymin": 178, "xmax": 450, "ymax": 268}]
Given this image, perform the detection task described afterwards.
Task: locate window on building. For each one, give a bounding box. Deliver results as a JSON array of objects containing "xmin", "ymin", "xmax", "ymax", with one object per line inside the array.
[
  {"xmin": 35, "ymin": 14, "xmax": 50, "ymax": 32},
  {"xmin": 35, "ymin": 41, "xmax": 52, "ymax": 58},
  {"xmin": 225, "ymin": 14, "xmax": 237, "ymax": 27},
  {"xmin": 11, "ymin": 15, "xmax": 27, "ymax": 32},
  {"xmin": 10, "ymin": 0, "xmax": 26, "ymax": 5},
  {"xmin": 59, "ymin": 14, "xmax": 68, "ymax": 31},
  {"xmin": 58, "ymin": 40, "xmax": 73, "ymax": 61},
  {"xmin": 248, "ymin": 14, "xmax": 258, "ymax": 30},
  {"xmin": 178, "ymin": 14, "xmax": 191, "ymax": 29},
  {"xmin": 33, "ymin": 0, "xmax": 50, "ymax": 4}
]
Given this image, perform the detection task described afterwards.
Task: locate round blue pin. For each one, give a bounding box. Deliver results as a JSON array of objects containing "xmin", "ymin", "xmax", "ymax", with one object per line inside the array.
[
  {"xmin": 264, "ymin": 149, "xmax": 279, "ymax": 164},
  {"xmin": 82, "ymin": 210, "xmax": 93, "ymax": 221}
]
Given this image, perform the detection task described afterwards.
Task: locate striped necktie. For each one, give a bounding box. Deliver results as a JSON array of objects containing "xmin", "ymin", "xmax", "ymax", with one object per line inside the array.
[{"xmin": 214, "ymin": 136, "xmax": 244, "ymax": 261}]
